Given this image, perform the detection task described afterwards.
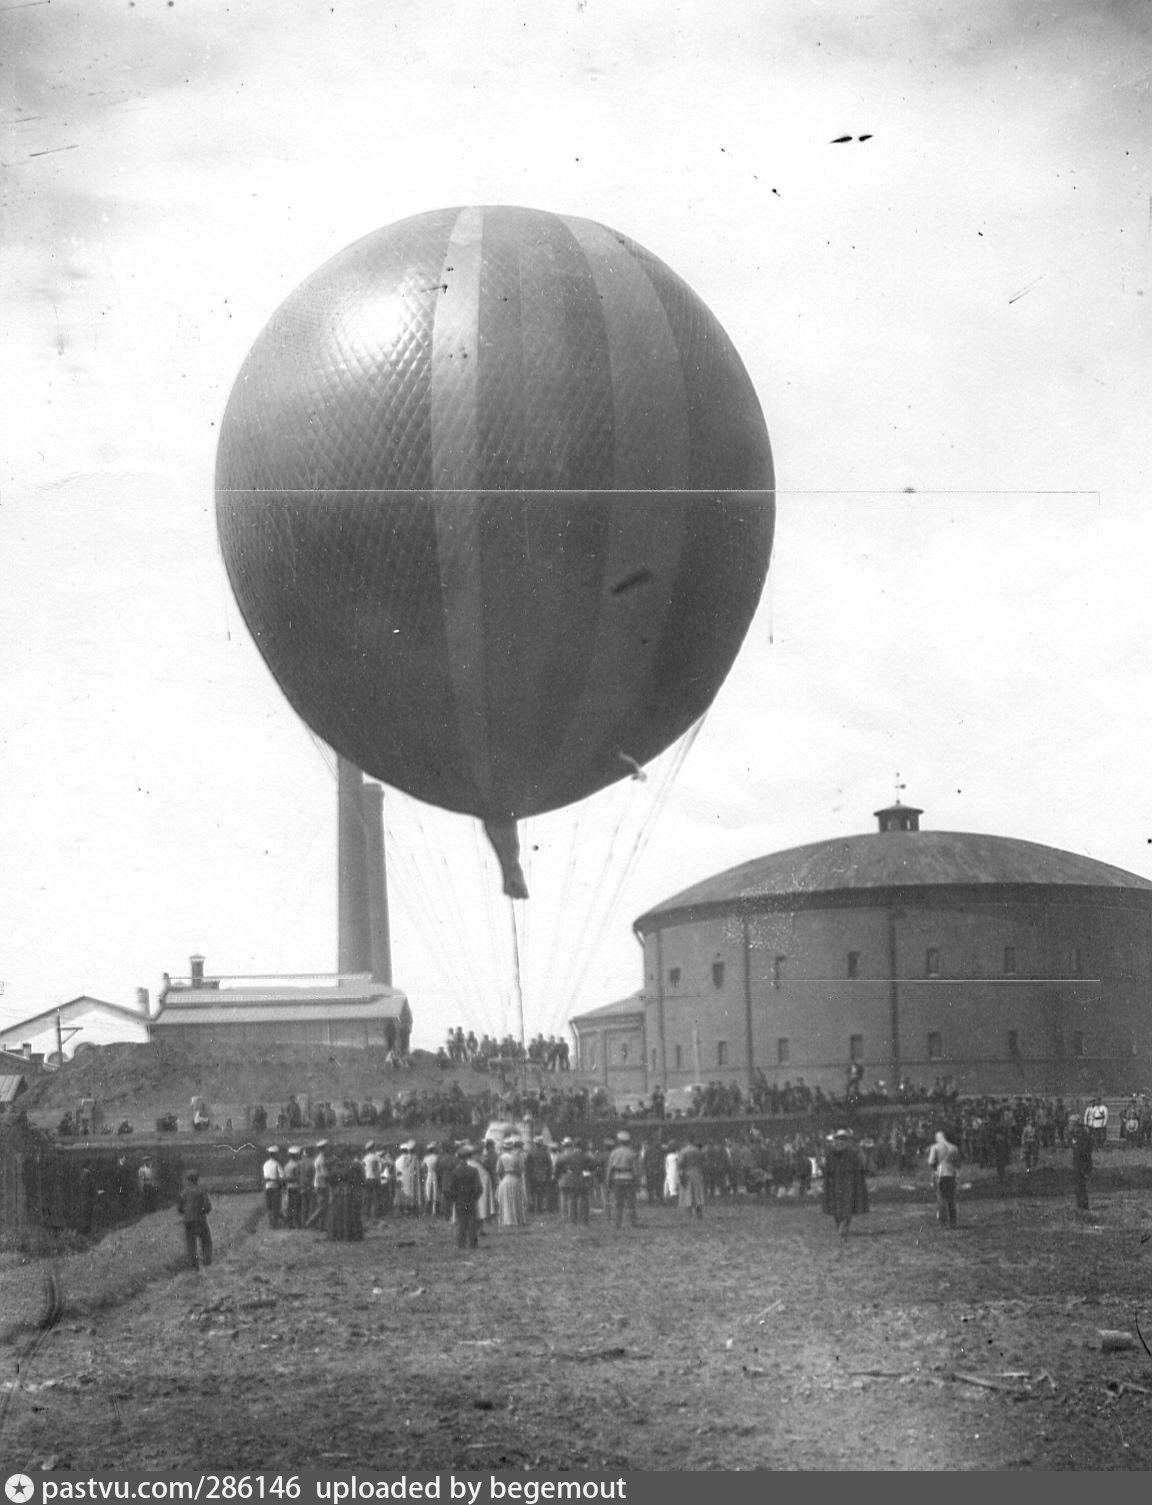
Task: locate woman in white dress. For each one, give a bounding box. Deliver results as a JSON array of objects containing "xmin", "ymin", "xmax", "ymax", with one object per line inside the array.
[
  {"xmin": 394, "ymin": 1140, "xmax": 422, "ymax": 1215},
  {"xmin": 663, "ymin": 1145, "xmax": 681, "ymax": 1202},
  {"xmin": 496, "ymin": 1135, "xmax": 529, "ymax": 1229}
]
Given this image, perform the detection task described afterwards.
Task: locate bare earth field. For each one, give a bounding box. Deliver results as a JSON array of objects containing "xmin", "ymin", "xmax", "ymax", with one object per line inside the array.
[{"xmin": 2, "ymin": 1165, "xmax": 1152, "ymax": 1473}]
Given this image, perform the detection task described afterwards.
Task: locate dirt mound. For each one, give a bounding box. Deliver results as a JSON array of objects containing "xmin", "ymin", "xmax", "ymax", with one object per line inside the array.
[{"xmin": 19, "ymin": 1044, "xmax": 575, "ymax": 1133}]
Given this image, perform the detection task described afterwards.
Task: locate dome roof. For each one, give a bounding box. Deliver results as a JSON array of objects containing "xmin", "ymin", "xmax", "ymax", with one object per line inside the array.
[{"xmin": 636, "ymin": 828, "xmax": 1152, "ymax": 930}]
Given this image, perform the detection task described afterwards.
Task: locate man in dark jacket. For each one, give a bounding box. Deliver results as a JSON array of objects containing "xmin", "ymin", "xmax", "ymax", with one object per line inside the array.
[
  {"xmin": 450, "ymin": 1144, "xmax": 484, "ymax": 1250},
  {"xmin": 822, "ymin": 1129, "xmax": 869, "ymax": 1242},
  {"xmin": 607, "ymin": 1131, "xmax": 641, "ymax": 1229},
  {"xmin": 525, "ymin": 1137, "xmax": 554, "ymax": 1214},
  {"xmin": 177, "ymin": 1170, "xmax": 213, "ymax": 1269}
]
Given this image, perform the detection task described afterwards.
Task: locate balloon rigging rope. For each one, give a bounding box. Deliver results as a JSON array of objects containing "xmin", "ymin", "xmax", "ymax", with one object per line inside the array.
[
  {"xmin": 508, "ymin": 898, "xmax": 527, "ymax": 1049},
  {"xmin": 470, "ymin": 815, "xmax": 508, "ymax": 1039},
  {"xmin": 540, "ymin": 715, "xmax": 708, "ymax": 1040}
]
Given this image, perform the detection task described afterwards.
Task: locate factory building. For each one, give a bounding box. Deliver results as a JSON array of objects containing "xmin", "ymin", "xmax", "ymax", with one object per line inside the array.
[
  {"xmin": 572, "ymin": 802, "xmax": 1152, "ymax": 1099},
  {"xmin": 151, "ymin": 957, "xmax": 410, "ymax": 1053}
]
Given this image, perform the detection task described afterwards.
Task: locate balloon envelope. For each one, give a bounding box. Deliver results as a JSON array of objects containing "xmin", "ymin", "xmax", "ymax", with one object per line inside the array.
[{"xmin": 216, "ymin": 206, "xmax": 774, "ymax": 877}]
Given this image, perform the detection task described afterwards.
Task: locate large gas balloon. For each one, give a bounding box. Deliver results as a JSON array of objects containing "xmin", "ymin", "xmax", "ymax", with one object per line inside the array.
[{"xmin": 216, "ymin": 205, "xmax": 774, "ymax": 896}]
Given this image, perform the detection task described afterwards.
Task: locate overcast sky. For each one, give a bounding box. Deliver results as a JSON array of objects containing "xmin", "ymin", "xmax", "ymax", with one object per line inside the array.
[{"xmin": 2, "ymin": 0, "xmax": 1150, "ymax": 1049}]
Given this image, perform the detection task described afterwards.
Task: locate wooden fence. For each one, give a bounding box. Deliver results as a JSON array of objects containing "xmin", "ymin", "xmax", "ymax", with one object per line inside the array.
[{"xmin": 0, "ymin": 1143, "xmax": 185, "ymax": 1237}]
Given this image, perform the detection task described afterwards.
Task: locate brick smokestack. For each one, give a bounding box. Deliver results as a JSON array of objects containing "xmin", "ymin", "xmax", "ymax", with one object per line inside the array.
[
  {"xmin": 361, "ymin": 781, "xmax": 392, "ymax": 986},
  {"xmin": 337, "ymin": 755, "xmax": 373, "ymax": 974}
]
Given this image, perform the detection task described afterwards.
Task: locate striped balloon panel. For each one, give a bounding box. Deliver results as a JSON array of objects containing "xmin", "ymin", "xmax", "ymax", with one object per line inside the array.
[
  {"xmin": 216, "ymin": 206, "xmax": 774, "ymax": 822},
  {"xmin": 217, "ymin": 489, "xmax": 771, "ymax": 821}
]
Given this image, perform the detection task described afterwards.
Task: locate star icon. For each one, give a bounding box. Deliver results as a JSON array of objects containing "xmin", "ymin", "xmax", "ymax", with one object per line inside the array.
[{"xmin": 5, "ymin": 1477, "xmax": 35, "ymax": 1504}]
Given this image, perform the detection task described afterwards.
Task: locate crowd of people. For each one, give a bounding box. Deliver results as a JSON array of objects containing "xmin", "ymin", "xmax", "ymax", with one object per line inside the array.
[
  {"xmin": 437, "ymin": 1028, "xmax": 572, "ymax": 1072},
  {"xmin": 163, "ymin": 1084, "xmax": 1149, "ymax": 1268}
]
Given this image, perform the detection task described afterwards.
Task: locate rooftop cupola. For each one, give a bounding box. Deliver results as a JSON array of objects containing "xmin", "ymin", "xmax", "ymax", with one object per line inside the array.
[{"xmin": 873, "ymin": 800, "xmax": 923, "ymax": 834}]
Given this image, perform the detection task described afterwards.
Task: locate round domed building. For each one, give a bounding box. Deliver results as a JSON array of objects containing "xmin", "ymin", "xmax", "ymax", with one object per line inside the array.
[{"xmin": 572, "ymin": 803, "xmax": 1152, "ymax": 1099}]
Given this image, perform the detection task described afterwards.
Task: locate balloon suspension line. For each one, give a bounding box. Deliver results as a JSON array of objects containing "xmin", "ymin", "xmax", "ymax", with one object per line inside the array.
[
  {"xmin": 545, "ymin": 714, "xmax": 709, "ymax": 1038},
  {"xmin": 508, "ymin": 896, "xmax": 526, "ymax": 1051}
]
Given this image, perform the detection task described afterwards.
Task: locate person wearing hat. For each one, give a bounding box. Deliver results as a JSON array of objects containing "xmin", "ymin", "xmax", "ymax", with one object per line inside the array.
[
  {"xmin": 177, "ymin": 1169, "xmax": 213, "ymax": 1270},
  {"xmin": 823, "ymin": 1129, "xmax": 870, "ymax": 1242},
  {"xmin": 136, "ymin": 1154, "xmax": 158, "ymax": 1215},
  {"xmin": 395, "ymin": 1140, "xmax": 422, "ymax": 1216},
  {"xmin": 262, "ymin": 1146, "xmax": 285, "ymax": 1229},
  {"xmin": 496, "ymin": 1134, "xmax": 528, "ymax": 1230},
  {"xmin": 300, "ymin": 1143, "xmax": 317, "ymax": 1227},
  {"xmin": 525, "ymin": 1135, "xmax": 554, "ymax": 1216},
  {"xmin": 466, "ymin": 1142, "xmax": 496, "ymax": 1232},
  {"xmin": 607, "ymin": 1130, "xmax": 642, "ymax": 1230},
  {"xmin": 282, "ymin": 1146, "xmax": 303, "ymax": 1228},
  {"xmin": 422, "ymin": 1142, "xmax": 444, "ymax": 1217},
  {"xmin": 362, "ymin": 1141, "xmax": 383, "ymax": 1221},
  {"xmin": 451, "ymin": 1145, "xmax": 484, "ymax": 1249},
  {"xmin": 677, "ymin": 1141, "xmax": 706, "ymax": 1219},
  {"xmin": 307, "ymin": 1141, "xmax": 331, "ymax": 1232},
  {"xmin": 555, "ymin": 1138, "xmax": 592, "ymax": 1225}
]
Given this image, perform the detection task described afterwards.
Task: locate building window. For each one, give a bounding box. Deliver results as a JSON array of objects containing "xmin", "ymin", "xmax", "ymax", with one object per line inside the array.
[
  {"xmin": 586, "ymin": 1041, "xmax": 597, "ymax": 1071},
  {"xmin": 925, "ymin": 947, "xmax": 940, "ymax": 977},
  {"xmin": 619, "ymin": 1041, "xmax": 629, "ymax": 1064},
  {"xmin": 849, "ymin": 1034, "xmax": 864, "ymax": 1062},
  {"xmin": 777, "ymin": 1037, "xmax": 790, "ymax": 1065},
  {"xmin": 773, "ymin": 956, "xmax": 786, "ymax": 989},
  {"xmin": 927, "ymin": 1031, "xmax": 942, "ymax": 1061},
  {"xmin": 674, "ymin": 1044, "xmax": 683, "ymax": 1069},
  {"xmin": 1007, "ymin": 1029, "xmax": 1021, "ymax": 1057},
  {"xmin": 1071, "ymin": 1030, "xmax": 1085, "ymax": 1058},
  {"xmin": 716, "ymin": 1040, "xmax": 728, "ymax": 1068},
  {"xmin": 712, "ymin": 960, "xmax": 725, "ymax": 989},
  {"xmin": 1003, "ymin": 946, "xmax": 1017, "ymax": 975},
  {"xmin": 847, "ymin": 951, "xmax": 860, "ymax": 979},
  {"xmin": 669, "ymin": 966, "xmax": 681, "ymax": 987}
]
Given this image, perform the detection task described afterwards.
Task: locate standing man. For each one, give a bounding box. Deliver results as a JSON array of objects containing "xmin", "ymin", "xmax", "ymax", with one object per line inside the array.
[
  {"xmin": 451, "ymin": 1144, "xmax": 484, "ymax": 1250},
  {"xmin": 177, "ymin": 1170, "xmax": 213, "ymax": 1270},
  {"xmin": 1020, "ymin": 1118, "xmax": 1040, "ymax": 1177},
  {"xmin": 927, "ymin": 1128, "xmax": 960, "ymax": 1229},
  {"xmin": 526, "ymin": 1136, "xmax": 553, "ymax": 1215},
  {"xmin": 677, "ymin": 1142, "xmax": 706, "ymax": 1220},
  {"xmin": 136, "ymin": 1155, "xmax": 158, "ymax": 1215},
  {"xmin": 300, "ymin": 1143, "xmax": 316, "ymax": 1228},
  {"xmin": 607, "ymin": 1130, "xmax": 641, "ymax": 1230},
  {"xmin": 362, "ymin": 1141, "xmax": 382, "ymax": 1222},
  {"xmin": 1070, "ymin": 1118, "xmax": 1093, "ymax": 1210},
  {"xmin": 262, "ymin": 1145, "xmax": 284, "ymax": 1229},
  {"xmin": 822, "ymin": 1128, "xmax": 870, "ymax": 1242},
  {"xmin": 282, "ymin": 1147, "xmax": 303, "ymax": 1228},
  {"xmin": 1085, "ymin": 1098, "xmax": 1109, "ymax": 1150},
  {"xmin": 310, "ymin": 1140, "xmax": 331, "ymax": 1232}
]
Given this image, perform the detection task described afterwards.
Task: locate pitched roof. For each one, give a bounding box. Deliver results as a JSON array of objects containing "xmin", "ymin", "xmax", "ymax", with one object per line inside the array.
[
  {"xmin": 155, "ymin": 981, "xmax": 407, "ymax": 1016},
  {"xmin": 152, "ymin": 998, "xmax": 403, "ymax": 1026},
  {"xmin": 0, "ymin": 995, "xmax": 149, "ymax": 1035},
  {"xmin": 570, "ymin": 991, "xmax": 647, "ymax": 1026}
]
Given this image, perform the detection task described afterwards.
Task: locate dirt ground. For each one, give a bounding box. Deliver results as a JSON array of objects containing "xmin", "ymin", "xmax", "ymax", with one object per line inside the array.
[{"xmin": 2, "ymin": 1162, "xmax": 1152, "ymax": 1473}]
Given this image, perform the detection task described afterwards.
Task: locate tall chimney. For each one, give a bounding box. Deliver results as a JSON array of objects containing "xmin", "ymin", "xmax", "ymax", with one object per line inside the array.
[
  {"xmin": 362, "ymin": 781, "xmax": 392, "ymax": 986},
  {"xmin": 189, "ymin": 954, "xmax": 205, "ymax": 987},
  {"xmin": 337, "ymin": 755, "xmax": 373, "ymax": 974}
]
